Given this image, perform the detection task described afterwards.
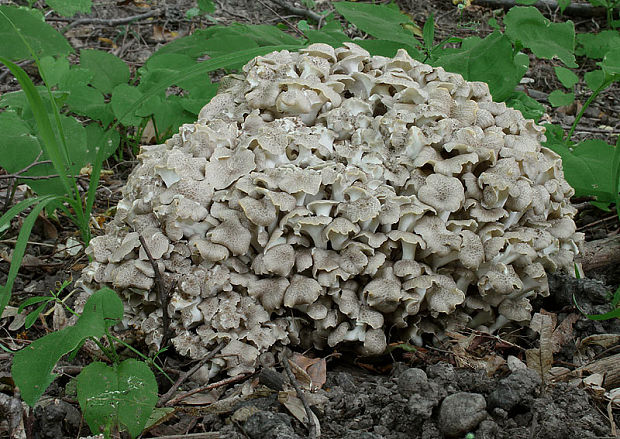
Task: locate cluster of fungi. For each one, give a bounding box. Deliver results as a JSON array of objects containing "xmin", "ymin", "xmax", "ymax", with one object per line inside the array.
[{"xmin": 79, "ymin": 43, "xmax": 582, "ymax": 376}]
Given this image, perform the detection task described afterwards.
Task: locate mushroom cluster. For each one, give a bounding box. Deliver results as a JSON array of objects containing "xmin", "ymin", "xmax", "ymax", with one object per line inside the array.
[{"xmin": 79, "ymin": 43, "xmax": 583, "ymax": 375}]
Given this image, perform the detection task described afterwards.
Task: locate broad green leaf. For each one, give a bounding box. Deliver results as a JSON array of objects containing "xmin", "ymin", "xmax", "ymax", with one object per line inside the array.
[
  {"xmin": 0, "ymin": 111, "xmax": 41, "ymax": 172},
  {"xmin": 554, "ymin": 66, "xmax": 579, "ymax": 88},
  {"xmin": 85, "ymin": 123, "xmax": 120, "ymax": 160},
  {"xmin": 434, "ymin": 32, "xmax": 525, "ymax": 101},
  {"xmin": 576, "ymin": 31, "xmax": 620, "ymax": 59},
  {"xmin": 80, "ymin": 49, "xmax": 130, "ymax": 94},
  {"xmin": 77, "ymin": 359, "xmax": 158, "ymax": 439},
  {"xmin": 505, "ymin": 91, "xmax": 545, "ymax": 121},
  {"xmin": 599, "ymin": 47, "xmax": 620, "ymax": 78},
  {"xmin": 11, "ymin": 288, "xmax": 124, "ymax": 406},
  {"xmin": 46, "ymin": 0, "xmax": 91, "ymax": 17},
  {"xmin": 0, "ymin": 5, "xmax": 72, "ymax": 61},
  {"xmin": 197, "ymin": 0, "xmax": 215, "ymax": 14},
  {"xmin": 549, "ymin": 90, "xmax": 575, "ymax": 107},
  {"xmin": 59, "ymin": 69, "xmax": 111, "ymax": 124},
  {"xmin": 111, "ymin": 84, "xmax": 144, "ymax": 126},
  {"xmin": 0, "ymin": 195, "xmax": 61, "ymax": 319},
  {"xmin": 39, "ymin": 56, "xmax": 69, "ymax": 87},
  {"xmin": 150, "ymin": 31, "xmax": 212, "ymax": 59},
  {"xmin": 504, "ymin": 7, "xmax": 577, "ymax": 67},
  {"xmin": 584, "ymin": 69, "xmax": 605, "ymax": 91},
  {"xmin": 353, "ymin": 40, "xmax": 422, "ymax": 59},
  {"xmin": 304, "ymin": 18, "xmax": 350, "ymax": 45},
  {"xmin": 547, "ymin": 139, "xmax": 615, "ymax": 200},
  {"xmin": 333, "ymin": 2, "xmax": 418, "ymax": 46}
]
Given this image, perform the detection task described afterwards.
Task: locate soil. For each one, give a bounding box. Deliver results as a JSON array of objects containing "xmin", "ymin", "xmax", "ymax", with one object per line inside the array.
[{"xmin": 0, "ymin": 1, "xmax": 619, "ymax": 438}]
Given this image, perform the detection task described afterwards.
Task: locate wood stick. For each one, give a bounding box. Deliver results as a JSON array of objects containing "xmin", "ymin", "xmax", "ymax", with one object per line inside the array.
[
  {"xmin": 474, "ymin": 0, "xmax": 608, "ymax": 17},
  {"xmin": 580, "ymin": 234, "xmax": 620, "ymax": 273}
]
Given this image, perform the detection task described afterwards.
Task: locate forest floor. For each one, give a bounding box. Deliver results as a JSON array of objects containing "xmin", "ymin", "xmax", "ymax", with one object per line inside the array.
[{"xmin": 0, "ymin": 0, "xmax": 619, "ymax": 438}]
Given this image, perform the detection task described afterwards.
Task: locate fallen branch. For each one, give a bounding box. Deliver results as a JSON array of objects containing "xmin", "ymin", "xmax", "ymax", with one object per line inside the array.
[
  {"xmin": 580, "ymin": 234, "xmax": 620, "ymax": 273},
  {"xmin": 269, "ymin": 0, "xmax": 324, "ymax": 23},
  {"xmin": 61, "ymin": 8, "xmax": 164, "ymax": 32},
  {"xmin": 474, "ymin": 0, "xmax": 608, "ymax": 17},
  {"xmin": 157, "ymin": 341, "xmax": 226, "ymax": 407},
  {"xmin": 165, "ymin": 373, "xmax": 253, "ymax": 406}
]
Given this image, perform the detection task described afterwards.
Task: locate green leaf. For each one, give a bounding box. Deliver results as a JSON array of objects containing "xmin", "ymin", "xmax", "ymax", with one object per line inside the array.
[
  {"xmin": 423, "ymin": 13, "xmax": 434, "ymax": 49},
  {"xmin": 0, "ymin": 5, "xmax": 72, "ymax": 61},
  {"xmin": 505, "ymin": 91, "xmax": 545, "ymax": 121},
  {"xmin": 516, "ymin": 0, "xmax": 538, "ymax": 4},
  {"xmin": 586, "ymin": 307, "xmax": 620, "ymax": 320},
  {"xmin": 18, "ymin": 296, "xmax": 53, "ymax": 313},
  {"xmin": 46, "ymin": 0, "xmax": 91, "ymax": 17},
  {"xmin": 434, "ymin": 32, "xmax": 525, "ymax": 101},
  {"xmin": 85, "ymin": 123, "xmax": 120, "ymax": 160},
  {"xmin": 11, "ymin": 288, "xmax": 124, "ymax": 406},
  {"xmin": 24, "ymin": 302, "xmax": 47, "ymax": 329},
  {"xmin": 197, "ymin": 0, "xmax": 215, "ymax": 14},
  {"xmin": 111, "ymin": 84, "xmax": 144, "ymax": 126},
  {"xmin": 576, "ymin": 30, "xmax": 620, "ymax": 59},
  {"xmin": 599, "ymin": 47, "xmax": 620, "ymax": 78},
  {"xmin": 558, "ymin": 0, "xmax": 571, "ymax": 12},
  {"xmin": 554, "ymin": 66, "xmax": 579, "ymax": 88},
  {"xmin": 304, "ymin": 18, "xmax": 350, "ymax": 45},
  {"xmin": 0, "ymin": 56, "xmax": 75, "ymax": 197},
  {"xmin": 504, "ymin": 6, "xmax": 577, "ymax": 67},
  {"xmin": 0, "ymin": 111, "xmax": 42, "ymax": 172},
  {"xmin": 333, "ymin": 1, "xmax": 418, "ymax": 46},
  {"xmin": 584, "ymin": 69, "xmax": 605, "ymax": 91},
  {"xmin": 77, "ymin": 359, "xmax": 158, "ymax": 438},
  {"xmin": 548, "ymin": 90, "xmax": 575, "ymax": 107},
  {"xmin": 80, "ymin": 49, "xmax": 131, "ymax": 94},
  {"xmin": 546, "ymin": 139, "xmax": 616, "ymax": 201},
  {"xmin": 39, "ymin": 56, "xmax": 69, "ymax": 87}
]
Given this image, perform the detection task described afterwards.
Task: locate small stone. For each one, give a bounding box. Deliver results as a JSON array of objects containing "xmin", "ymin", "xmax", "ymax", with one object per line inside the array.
[
  {"xmin": 438, "ymin": 392, "xmax": 487, "ymax": 437},
  {"xmin": 398, "ymin": 368, "xmax": 428, "ymax": 396}
]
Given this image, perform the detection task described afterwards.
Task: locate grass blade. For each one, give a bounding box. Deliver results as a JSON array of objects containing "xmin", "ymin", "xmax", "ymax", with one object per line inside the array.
[
  {"xmin": 0, "ymin": 195, "xmax": 62, "ymax": 317},
  {"xmin": 0, "ymin": 57, "xmax": 74, "ymax": 198}
]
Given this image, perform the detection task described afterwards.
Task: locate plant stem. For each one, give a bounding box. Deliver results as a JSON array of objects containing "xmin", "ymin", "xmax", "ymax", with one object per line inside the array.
[{"xmin": 565, "ymin": 79, "xmax": 613, "ymax": 141}]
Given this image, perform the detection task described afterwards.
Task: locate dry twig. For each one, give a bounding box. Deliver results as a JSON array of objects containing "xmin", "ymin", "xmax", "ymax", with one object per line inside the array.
[
  {"xmin": 269, "ymin": 0, "xmax": 324, "ymax": 23},
  {"xmin": 165, "ymin": 373, "xmax": 253, "ymax": 406},
  {"xmin": 158, "ymin": 341, "xmax": 227, "ymax": 407},
  {"xmin": 138, "ymin": 234, "xmax": 172, "ymax": 348}
]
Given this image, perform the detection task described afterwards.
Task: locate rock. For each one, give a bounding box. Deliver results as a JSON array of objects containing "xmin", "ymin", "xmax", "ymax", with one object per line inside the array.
[
  {"xmin": 33, "ymin": 399, "xmax": 81, "ymax": 439},
  {"xmin": 243, "ymin": 411, "xmax": 302, "ymax": 439},
  {"xmin": 487, "ymin": 368, "xmax": 541, "ymax": 411},
  {"xmin": 398, "ymin": 368, "xmax": 429, "ymax": 396},
  {"xmin": 438, "ymin": 392, "xmax": 487, "ymax": 437}
]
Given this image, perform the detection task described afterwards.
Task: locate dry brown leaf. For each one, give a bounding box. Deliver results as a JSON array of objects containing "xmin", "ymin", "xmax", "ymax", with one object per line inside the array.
[
  {"xmin": 152, "ymin": 25, "xmax": 180, "ymax": 42},
  {"xmin": 97, "ymin": 37, "xmax": 117, "ymax": 48},
  {"xmin": 291, "ymin": 353, "xmax": 327, "ymax": 391},
  {"xmin": 52, "ymin": 303, "xmax": 68, "ymax": 331},
  {"xmin": 550, "ymin": 313, "xmax": 579, "ymax": 353},
  {"xmin": 278, "ymin": 389, "xmax": 321, "ymax": 437},
  {"xmin": 526, "ymin": 312, "xmax": 554, "ymax": 378},
  {"xmin": 578, "ymin": 334, "xmax": 620, "ymax": 351}
]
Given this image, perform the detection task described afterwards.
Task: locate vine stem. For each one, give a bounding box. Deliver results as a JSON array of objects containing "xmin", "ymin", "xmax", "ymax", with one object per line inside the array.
[{"xmin": 566, "ymin": 79, "xmax": 613, "ymax": 141}]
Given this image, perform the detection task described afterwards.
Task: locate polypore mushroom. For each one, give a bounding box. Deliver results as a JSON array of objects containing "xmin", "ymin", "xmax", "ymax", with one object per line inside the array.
[{"xmin": 79, "ymin": 43, "xmax": 583, "ymax": 376}]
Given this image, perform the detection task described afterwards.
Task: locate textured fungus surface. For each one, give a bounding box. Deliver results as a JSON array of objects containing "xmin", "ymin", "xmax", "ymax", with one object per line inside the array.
[{"xmin": 79, "ymin": 43, "xmax": 583, "ymax": 375}]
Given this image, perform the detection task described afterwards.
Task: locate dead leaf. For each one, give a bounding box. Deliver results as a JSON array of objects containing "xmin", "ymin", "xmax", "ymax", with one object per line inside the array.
[
  {"xmin": 578, "ymin": 334, "xmax": 620, "ymax": 351},
  {"xmin": 52, "ymin": 303, "xmax": 68, "ymax": 331},
  {"xmin": 36, "ymin": 213, "xmax": 57, "ymax": 240},
  {"xmin": 141, "ymin": 119, "xmax": 157, "ymax": 144},
  {"xmin": 278, "ymin": 390, "xmax": 321, "ymax": 437},
  {"xmin": 152, "ymin": 25, "xmax": 180, "ymax": 42},
  {"xmin": 290, "ymin": 353, "xmax": 327, "ymax": 391},
  {"xmin": 550, "ymin": 313, "xmax": 579, "ymax": 353},
  {"xmin": 97, "ymin": 37, "xmax": 117, "ymax": 48},
  {"xmin": 526, "ymin": 312, "xmax": 554, "ymax": 378}
]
